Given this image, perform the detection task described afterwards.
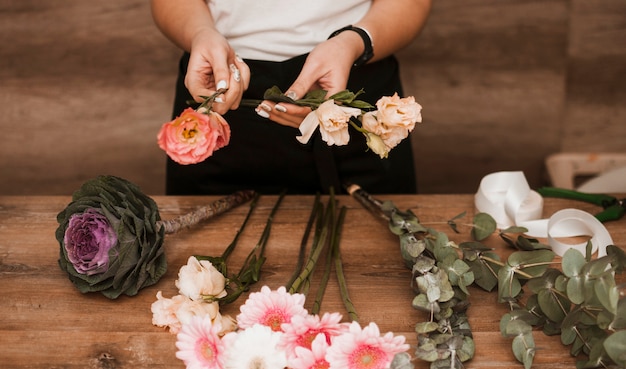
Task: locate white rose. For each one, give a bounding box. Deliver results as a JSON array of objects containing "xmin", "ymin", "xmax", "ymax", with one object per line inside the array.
[{"xmin": 175, "ymin": 256, "xmax": 227, "ymax": 301}]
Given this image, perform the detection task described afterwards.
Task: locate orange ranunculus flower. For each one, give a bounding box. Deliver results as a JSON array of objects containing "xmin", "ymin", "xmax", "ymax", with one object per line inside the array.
[{"xmin": 157, "ymin": 108, "xmax": 231, "ymax": 165}]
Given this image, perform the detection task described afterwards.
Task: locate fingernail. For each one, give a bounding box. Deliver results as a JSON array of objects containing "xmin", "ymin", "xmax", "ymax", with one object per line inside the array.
[
  {"xmin": 216, "ymin": 80, "xmax": 228, "ymax": 90},
  {"xmin": 256, "ymin": 108, "xmax": 270, "ymax": 119},
  {"xmin": 285, "ymin": 91, "xmax": 297, "ymax": 100},
  {"xmin": 274, "ymin": 104, "xmax": 287, "ymax": 113},
  {"xmin": 258, "ymin": 103, "xmax": 272, "ymax": 112},
  {"xmin": 215, "ymin": 96, "xmax": 224, "ymax": 103},
  {"xmin": 235, "ymin": 54, "xmax": 244, "ymax": 62}
]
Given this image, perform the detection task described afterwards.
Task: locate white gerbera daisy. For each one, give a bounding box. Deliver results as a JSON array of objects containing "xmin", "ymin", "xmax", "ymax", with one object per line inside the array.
[{"xmin": 223, "ymin": 324, "xmax": 287, "ymax": 369}]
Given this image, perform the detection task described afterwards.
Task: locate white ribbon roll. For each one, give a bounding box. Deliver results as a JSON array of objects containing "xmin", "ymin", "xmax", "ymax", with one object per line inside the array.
[{"xmin": 474, "ymin": 171, "xmax": 613, "ymax": 257}]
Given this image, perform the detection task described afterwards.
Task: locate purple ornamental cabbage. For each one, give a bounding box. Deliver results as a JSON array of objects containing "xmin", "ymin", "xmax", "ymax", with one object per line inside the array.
[
  {"xmin": 56, "ymin": 175, "xmax": 166, "ymax": 299},
  {"xmin": 63, "ymin": 208, "xmax": 118, "ymax": 275}
]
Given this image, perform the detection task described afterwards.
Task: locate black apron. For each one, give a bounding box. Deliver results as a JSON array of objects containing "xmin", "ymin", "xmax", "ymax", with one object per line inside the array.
[{"xmin": 165, "ymin": 53, "xmax": 417, "ymax": 195}]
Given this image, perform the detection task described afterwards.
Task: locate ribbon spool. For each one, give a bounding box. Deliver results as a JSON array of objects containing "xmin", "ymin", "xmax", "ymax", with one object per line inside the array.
[{"xmin": 474, "ymin": 171, "xmax": 613, "ymax": 257}]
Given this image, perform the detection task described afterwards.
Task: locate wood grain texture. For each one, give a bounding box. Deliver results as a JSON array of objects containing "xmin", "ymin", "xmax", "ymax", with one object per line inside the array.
[{"xmin": 1, "ymin": 194, "xmax": 624, "ymax": 368}]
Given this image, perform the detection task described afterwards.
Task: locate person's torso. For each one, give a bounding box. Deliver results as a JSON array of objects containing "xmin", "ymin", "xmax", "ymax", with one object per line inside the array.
[{"xmin": 207, "ymin": 0, "xmax": 371, "ymax": 61}]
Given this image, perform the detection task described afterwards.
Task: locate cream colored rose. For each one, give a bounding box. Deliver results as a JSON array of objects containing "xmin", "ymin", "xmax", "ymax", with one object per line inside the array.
[
  {"xmin": 297, "ymin": 100, "xmax": 362, "ymax": 146},
  {"xmin": 175, "ymin": 256, "xmax": 227, "ymax": 301},
  {"xmin": 375, "ymin": 93, "xmax": 422, "ymax": 130}
]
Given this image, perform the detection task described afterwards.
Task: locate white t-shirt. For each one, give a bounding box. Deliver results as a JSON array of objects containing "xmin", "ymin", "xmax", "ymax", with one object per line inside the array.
[{"xmin": 207, "ymin": 1, "xmax": 371, "ymax": 61}]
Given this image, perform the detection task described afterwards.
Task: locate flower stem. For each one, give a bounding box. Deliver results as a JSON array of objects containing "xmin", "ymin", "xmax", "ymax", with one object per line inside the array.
[
  {"xmin": 333, "ymin": 205, "xmax": 358, "ymax": 322},
  {"xmin": 288, "ymin": 199, "xmax": 332, "ymax": 294},
  {"xmin": 286, "ymin": 194, "xmax": 321, "ymax": 290},
  {"xmin": 220, "ymin": 194, "xmax": 260, "ymax": 262},
  {"xmin": 158, "ymin": 190, "xmax": 256, "ymax": 234}
]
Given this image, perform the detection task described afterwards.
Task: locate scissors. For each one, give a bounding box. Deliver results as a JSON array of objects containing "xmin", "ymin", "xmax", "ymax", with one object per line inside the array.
[{"xmin": 537, "ymin": 187, "xmax": 626, "ymax": 223}]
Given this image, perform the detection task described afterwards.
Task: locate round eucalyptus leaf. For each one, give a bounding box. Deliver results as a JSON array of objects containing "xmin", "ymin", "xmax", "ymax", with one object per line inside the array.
[
  {"xmin": 511, "ymin": 333, "xmax": 535, "ymax": 369},
  {"xmin": 415, "ymin": 321, "xmax": 439, "ymax": 334},
  {"xmin": 412, "ymin": 293, "xmax": 436, "ymax": 312},
  {"xmin": 501, "ymin": 226, "xmax": 529, "ymax": 234},
  {"xmin": 603, "ymin": 331, "xmax": 626, "ymax": 367},
  {"xmin": 413, "ymin": 255, "xmax": 435, "ymax": 274},
  {"xmin": 498, "ymin": 265, "xmax": 522, "ymax": 302},
  {"xmin": 510, "ymin": 249, "xmax": 555, "ymax": 279},
  {"xmin": 560, "ymin": 321, "xmax": 577, "ymax": 345},
  {"xmin": 471, "ymin": 213, "xmax": 497, "ymax": 241},
  {"xmin": 389, "ymin": 352, "xmax": 414, "ymax": 369},
  {"xmin": 400, "ymin": 233, "xmax": 425, "ymax": 259},
  {"xmin": 505, "ymin": 319, "xmax": 532, "ymax": 336},
  {"xmin": 562, "ymin": 248, "xmax": 586, "ymax": 277},
  {"xmin": 457, "ymin": 336, "xmax": 476, "ymax": 362},
  {"xmin": 566, "ymin": 276, "xmax": 584, "ymax": 304},
  {"xmin": 468, "ymin": 258, "xmax": 499, "ymax": 292},
  {"xmin": 612, "ymin": 298, "xmax": 626, "ymax": 329},
  {"xmin": 537, "ymin": 288, "xmax": 567, "ymax": 323},
  {"xmin": 594, "ymin": 273, "xmax": 618, "ymax": 314},
  {"xmin": 596, "ymin": 310, "xmax": 614, "ymax": 330}
]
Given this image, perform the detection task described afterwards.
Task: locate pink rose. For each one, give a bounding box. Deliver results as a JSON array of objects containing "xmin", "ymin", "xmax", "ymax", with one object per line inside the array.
[
  {"xmin": 297, "ymin": 100, "xmax": 362, "ymax": 146},
  {"xmin": 157, "ymin": 108, "xmax": 231, "ymax": 165}
]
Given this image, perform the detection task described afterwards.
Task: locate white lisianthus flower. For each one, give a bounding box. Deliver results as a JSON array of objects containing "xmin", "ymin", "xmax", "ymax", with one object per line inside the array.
[
  {"xmin": 175, "ymin": 299, "xmax": 220, "ymax": 327},
  {"xmin": 151, "ymin": 291, "xmax": 188, "ymax": 333},
  {"xmin": 176, "ymin": 256, "xmax": 227, "ymax": 301},
  {"xmin": 376, "ymin": 93, "xmax": 422, "ymax": 129},
  {"xmin": 297, "ymin": 100, "xmax": 362, "ymax": 146}
]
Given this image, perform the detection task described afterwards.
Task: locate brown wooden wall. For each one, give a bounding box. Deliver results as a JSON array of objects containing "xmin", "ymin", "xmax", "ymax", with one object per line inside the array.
[{"xmin": 1, "ymin": 0, "xmax": 624, "ymax": 195}]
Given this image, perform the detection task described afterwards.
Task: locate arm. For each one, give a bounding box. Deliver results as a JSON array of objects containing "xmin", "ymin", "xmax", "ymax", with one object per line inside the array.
[
  {"xmin": 150, "ymin": 0, "xmax": 250, "ymax": 114},
  {"xmin": 260, "ymin": 0, "xmax": 432, "ymax": 128}
]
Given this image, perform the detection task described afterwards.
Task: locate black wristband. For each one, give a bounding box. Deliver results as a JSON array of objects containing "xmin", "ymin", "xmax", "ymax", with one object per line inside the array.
[{"xmin": 328, "ymin": 25, "xmax": 374, "ymax": 67}]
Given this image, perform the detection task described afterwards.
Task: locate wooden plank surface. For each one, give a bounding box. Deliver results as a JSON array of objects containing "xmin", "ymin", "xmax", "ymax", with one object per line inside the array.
[{"xmin": 0, "ymin": 194, "xmax": 624, "ymax": 368}]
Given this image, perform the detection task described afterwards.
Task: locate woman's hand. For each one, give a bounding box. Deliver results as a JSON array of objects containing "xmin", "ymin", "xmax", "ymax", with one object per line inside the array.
[
  {"xmin": 186, "ymin": 28, "xmax": 250, "ymax": 115},
  {"xmin": 255, "ymin": 34, "xmax": 360, "ymax": 128}
]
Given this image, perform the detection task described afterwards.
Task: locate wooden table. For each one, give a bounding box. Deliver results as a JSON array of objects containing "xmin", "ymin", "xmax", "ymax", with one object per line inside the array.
[{"xmin": 1, "ymin": 194, "xmax": 624, "ymax": 368}]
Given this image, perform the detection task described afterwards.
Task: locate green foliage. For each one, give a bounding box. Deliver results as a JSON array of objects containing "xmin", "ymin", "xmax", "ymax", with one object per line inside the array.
[{"xmin": 366, "ymin": 195, "xmax": 626, "ymax": 369}]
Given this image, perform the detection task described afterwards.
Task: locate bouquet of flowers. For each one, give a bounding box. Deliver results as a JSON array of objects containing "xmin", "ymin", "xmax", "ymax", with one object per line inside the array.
[
  {"xmin": 157, "ymin": 87, "xmax": 423, "ymax": 164},
  {"xmin": 151, "ymin": 191, "xmax": 413, "ymax": 369}
]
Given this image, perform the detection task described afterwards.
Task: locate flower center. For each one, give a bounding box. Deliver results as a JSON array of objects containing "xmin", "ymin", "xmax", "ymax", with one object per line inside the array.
[
  {"xmin": 261, "ymin": 310, "xmax": 289, "ymax": 331},
  {"xmin": 349, "ymin": 345, "xmax": 386, "ymax": 369},
  {"xmin": 297, "ymin": 329, "xmax": 326, "ymax": 349},
  {"xmin": 183, "ymin": 127, "xmax": 198, "ymax": 140},
  {"xmin": 196, "ymin": 338, "xmax": 216, "ymax": 363}
]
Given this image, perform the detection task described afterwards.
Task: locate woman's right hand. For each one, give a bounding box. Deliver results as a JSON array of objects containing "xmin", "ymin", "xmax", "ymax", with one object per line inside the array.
[{"xmin": 185, "ymin": 28, "xmax": 250, "ymax": 115}]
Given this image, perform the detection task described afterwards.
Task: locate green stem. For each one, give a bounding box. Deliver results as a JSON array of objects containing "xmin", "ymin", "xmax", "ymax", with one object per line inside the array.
[
  {"xmin": 289, "ymin": 199, "xmax": 332, "ymax": 294},
  {"xmin": 238, "ymin": 191, "xmax": 286, "ymax": 278},
  {"xmin": 286, "ymin": 194, "xmax": 321, "ymax": 291},
  {"xmin": 334, "ymin": 205, "xmax": 358, "ymax": 322},
  {"xmin": 221, "ymin": 193, "xmax": 260, "ymax": 262}
]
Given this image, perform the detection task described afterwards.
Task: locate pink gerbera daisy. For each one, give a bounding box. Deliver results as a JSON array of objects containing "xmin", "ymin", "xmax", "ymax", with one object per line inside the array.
[
  {"xmin": 280, "ymin": 312, "xmax": 347, "ymax": 359},
  {"xmin": 175, "ymin": 315, "xmax": 226, "ymax": 369},
  {"xmin": 289, "ymin": 333, "xmax": 332, "ymax": 369},
  {"xmin": 325, "ymin": 321, "xmax": 409, "ymax": 369},
  {"xmin": 237, "ymin": 285, "xmax": 308, "ymax": 332}
]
